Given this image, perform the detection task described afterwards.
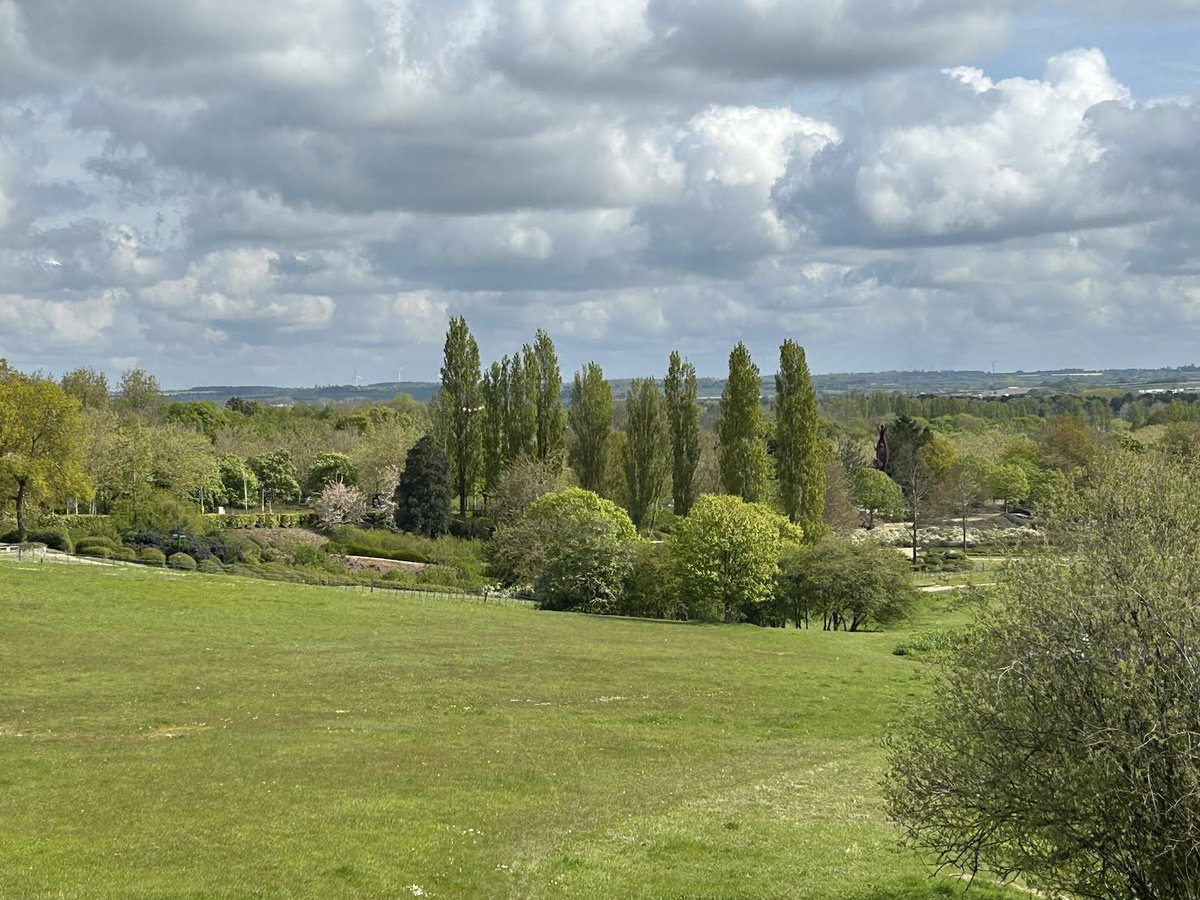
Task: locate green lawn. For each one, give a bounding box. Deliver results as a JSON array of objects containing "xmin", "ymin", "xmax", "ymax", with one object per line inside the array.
[{"xmin": 0, "ymin": 563, "xmax": 1019, "ymax": 898}]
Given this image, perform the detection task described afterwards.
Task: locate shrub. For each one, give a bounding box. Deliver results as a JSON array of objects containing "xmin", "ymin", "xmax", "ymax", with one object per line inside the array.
[
  {"xmin": 168, "ymin": 552, "xmax": 197, "ymax": 570},
  {"xmin": 78, "ymin": 545, "xmax": 113, "ymax": 559},
  {"xmin": 197, "ymin": 557, "xmax": 224, "ymax": 574},
  {"xmin": 139, "ymin": 547, "xmax": 166, "ymax": 566},
  {"xmin": 114, "ymin": 547, "xmax": 138, "ymax": 562},
  {"xmin": 76, "ymin": 535, "xmax": 118, "ymax": 554},
  {"xmin": 622, "ymin": 541, "xmax": 683, "ymax": 619},
  {"xmin": 1, "ymin": 527, "xmax": 73, "ymax": 553}
]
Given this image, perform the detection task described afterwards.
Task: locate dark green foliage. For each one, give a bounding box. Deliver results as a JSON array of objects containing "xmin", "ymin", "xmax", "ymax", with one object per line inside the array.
[
  {"xmin": 774, "ymin": 340, "xmax": 825, "ymax": 535},
  {"xmin": 664, "ymin": 352, "xmax": 701, "ymax": 516},
  {"xmin": 531, "ymin": 330, "xmax": 566, "ymax": 469},
  {"xmin": 138, "ymin": 547, "xmax": 166, "ymax": 566},
  {"xmin": 246, "ymin": 450, "xmax": 301, "ymax": 509},
  {"xmin": 393, "ymin": 435, "xmax": 452, "ymax": 538},
  {"xmin": 717, "ymin": 343, "xmax": 770, "ymax": 502},
  {"xmin": 622, "ymin": 378, "xmax": 668, "ymax": 530},
  {"xmin": 776, "ymin": 538, "xmax": 915, "ymax": 631},
  {"xmin": 480, "ymin": 359, "xmax": 507, "ymax": 492},
  {"xmin": 882, "ymin": 415, "xmax": 932, "ymax": 482},
  {"xmin": 505, "ymin": 351, "xmax": 538, "ymax": 461},
  {"xmin": 622, "ymin": 542, "xmax": 683, "ymax": 619},
  {"xmin": 567, "ymin": 362, "xmax": 612, "ymax": 493},
  {"xmin": 1, "ymin": 526, "xmax": 73, "ymax": 552}
]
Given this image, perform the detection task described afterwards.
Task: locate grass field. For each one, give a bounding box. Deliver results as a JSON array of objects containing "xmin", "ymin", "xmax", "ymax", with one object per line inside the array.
[{"xmin": 0, "ymin": 564, "xmax": 1019, "ymax": 898}]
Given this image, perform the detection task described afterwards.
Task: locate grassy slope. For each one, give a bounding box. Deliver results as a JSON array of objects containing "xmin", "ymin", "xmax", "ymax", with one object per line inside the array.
[{"xmin": 0, "ymin": 565, "xmax": 1017, "ymax": 899}]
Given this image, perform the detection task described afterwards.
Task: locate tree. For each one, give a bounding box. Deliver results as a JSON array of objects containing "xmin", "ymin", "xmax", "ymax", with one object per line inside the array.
[
  {"xmin": 774, "ymin": 339, "xmax": 825, "ymax": 534},
  {"xmin": 886, "ymin": 452, "xmax": 1200, "ymax": 899},
  {"xmin": 313, "ymin": 482, "xmax": 368, "ymax": 528},
  {"xmin": 504, "ymin": 352, "xmax": 537, "ymax": 461},
  {"xmin": 717, "ymin": 343, "xmax": 770, "ymax": 503},
  {"xmin": 531, "ymin": 330, "xmax": 565, "ymax": 468},
  {"xmin": 435, "ymin": 315, "xmax": 483, "ymax": 515},
  {"xmin": 393, "ymin": 435, "xmax": 451, "ymax": 537},
  {"xmin": 116, "ymin": 368, "xmax": 165, "ymax": 417},
  {"xmin": 776, "ymin": 538, "xmax": 914, "ymax": 631},
  {"xmin": 488, "ymin": 487, "xmax": 637, "ymax": 613},
  {"xmin": 305, "ymin": 451, "xmax": 356, "ymax": 494},
  {"xmin": 151, "ymin": 422, "xmax": 221, "ymax": 511},
  {"xmin": 480, "ymin": 359, "xmax": 507, "ymax": 493},
  {"xmin": 60, "ymin": 367, "xmax": 109, "ymax": 409},
  {"xmin": 215, "ymin": 454, "xmax": 258, "ymax": 511},
  {"xmin": 664, "ymin": 351, "xmax": 701, "ymax": 515},
  {"xmin": 944, "ymin": 455, "xmax": 993, "ymax": 550},
  {"xmin": 164, "ymin": 401, "xmax": 231, "ymax": 442},
  {"xmin": 0, "ymin": 372, "xmax": 90, "ymax": 541},
  {"xmin": 1039, "ymin": 415, "xmax": 1097, "ymax": 473},
  {"xmin": 623, "ymin": 378, "xmax": 668, "ymax": 530},
  {"xmin": 987, "ymin": 462, "xmax": 1030, "ymax": 513},
  {"xmin": 247, "ymin": 450, "xmax": 300, "ymax": 511},
  {"xmin": 490, "ymin": 455, "xmax": 563, "ymax": 525},
  {"xmin": 852, "ymin": 466, "xmax": 905, "ymax": 529},
  {"xmin": 671, "ymin": 494, "xmax": 801, "ymax": 622},
  {"xmin": 882, "ymin": 414, "xmax": 932, "ymax": 482},
  {"xmin": 567, "ymin": 362, "xmax": 612, "ymax": 493},
  {"xmin": 893, "ymin": 439, "xmax": 936, "ymax": 563}
]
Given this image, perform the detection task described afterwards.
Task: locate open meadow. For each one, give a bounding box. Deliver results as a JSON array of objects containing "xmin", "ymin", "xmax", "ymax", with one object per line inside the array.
[{"xmin": 0, "ymin": 563, "xmax": 1018, "ymax": 899}]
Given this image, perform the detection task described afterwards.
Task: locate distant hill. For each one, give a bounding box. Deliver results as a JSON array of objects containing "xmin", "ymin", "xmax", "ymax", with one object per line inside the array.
[{"xmin": 166, "ymin": 365, "xmax": 1200, "ymax": 408}]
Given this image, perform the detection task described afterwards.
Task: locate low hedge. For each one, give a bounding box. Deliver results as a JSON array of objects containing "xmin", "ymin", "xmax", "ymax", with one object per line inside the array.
[
  {"xmin": 1, "ymin": 527, "xmax": 73, "ymax": 553},
  {"xmin": 139, "ymin": 547, "xmax": 167, "ymax": 566},
  {"xmin": 168, "ymin": 552, "xmax": 197, "ymax": 570},
  {"xmin": 207, "ymin": 512, "xmax": 314, "ymax": 529}
]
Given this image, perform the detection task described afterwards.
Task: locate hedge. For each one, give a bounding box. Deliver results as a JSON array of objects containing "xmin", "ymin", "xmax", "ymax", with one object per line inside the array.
[
  {"xmin": 168, "ymin": 552, "xmax": 197, "ymax": 571},
  {"xmin": 139, "ymin": 547, "xmax": 167, "ymax": 566},
  {"xmin": 207, "ymin": 512, "xmax": 315, "ymax": 529}
]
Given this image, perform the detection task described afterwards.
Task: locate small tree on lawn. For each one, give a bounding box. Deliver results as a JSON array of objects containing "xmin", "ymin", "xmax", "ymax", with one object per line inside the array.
[
  {"xmin": 851, "ymin": 467, "xmax": 904, "ymax": 529},
  {"xmin": 776, "ymin": 538, "xmax": 914, "ymax": 631},
  {"xmin": 394, "ymin": 436, "xmax": 451, "ymax": 537}
]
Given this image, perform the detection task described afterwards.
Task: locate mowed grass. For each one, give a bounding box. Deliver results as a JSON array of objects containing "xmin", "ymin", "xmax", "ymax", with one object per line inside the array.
[{"xmin": 0, "ymin": 564, "xmax": 1019, "ymax": 899}]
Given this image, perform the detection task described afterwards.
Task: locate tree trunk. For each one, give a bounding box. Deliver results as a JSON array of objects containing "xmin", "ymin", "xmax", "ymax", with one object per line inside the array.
[
  {"xmin": 962, "ymin": 513, "xmax": 968, "ymax": 551},
  {"xmin": 15, "ymin": 478, "xmax": 28, "ymax": 542}
]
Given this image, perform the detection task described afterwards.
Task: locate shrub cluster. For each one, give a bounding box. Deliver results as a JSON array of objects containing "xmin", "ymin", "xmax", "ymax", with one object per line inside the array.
[
  {"xmin": 0, "ymin": 527, "xmax": 73, "ymax": 552},
  {"xmin": 207, "ymin": 512, "xmax": 314, "ymax": 529}
]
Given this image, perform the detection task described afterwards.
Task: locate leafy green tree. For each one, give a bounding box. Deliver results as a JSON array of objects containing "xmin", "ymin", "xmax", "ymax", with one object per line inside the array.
[
  {"xmin": 164, "ymin": 401, "xmax": 231, "ymax": 442},
  {"xmin": 623, "ymin": 378, "xmax": 668, "ymax": 530},
  {"xmin": 1039, "ymin": 415, "xmax": 1097, "ymax": 473},
  {"xmin": 717, "ymin": 343, "xmax": 770, "ymax": 502},
  {"xmin": 215, "ymin": 454, "xmax": 258, "ymax": 511},
  {"xmin": 567, "ymin": 362, "xmax": 612, "ymax": 493},
  {"xmin": 775, "ymin": 339, "xmax": 824, "ymax": 534},
  {"xmin": 504, "ymin": 352, "xmax": 537, "ymax": 461},
  {"xmin": 305, "ymin": 451, "xmax": 357, "ymax": 494},
  {"xmin": 247, "ymin": 450, "xmax": 301, "ymax": 511},
  {"xmin": 0, "ymin": 371, "xmax": 90, "ymax": 540},
  {"xmin": 882, "ymin": 414, "xmax": 932, "ymax": 482},
  {"xmin": 622, "ymin": 541, "xmax": 682, "ymax": 619},
  {"xmin": 600, "ymin": 430, "xmax": 629, "ymax": 510},
  {"xmin": 671, "ymin": 494, "xmax": 801, "ymax": 622},
  {"xmin": 664, "ymin": 351, "xmax": 701, "ymax": 515},
  {"xmin": 116, "ymin": 368, "xmax": 165, "ymax": 418},
  {"xmin": 987, "ymin": 462, "xmax": 1030, "ymax": 513},
  {"xmin": 488, "ymin": 488, "xmax": 637, "ymax": 613},
  {"xmin": 435, "ymin": 315, "xmax": 483, "ymax": 515},
  {"xmin": 886, "ymin": 452, "xmax": 1200, "ymax": 900},
  {"xmin": 151, "ymin": 422, "xmax": 221, "ymax": 511},
  {"xmin": 852, "ymin": 466, "xmax": 905, "ymax": 529},
  {"xmin": 944, "ymin": 455, "xmax": 993, "ymax": 550},
  {"xmin": 480, "ymin": 359, "xmax": 507, "ymax": 493},
  {"xmin": 531, "ymin": 330, "xmax": 565, "ymax": 469},
  {"xmin": 60, "ymin": 367, "xmax": 110, "ymax": 409},
  {"xmin": 393, "ymin": 435, "xmax": 451, "ymax": 537},
  {"xmin": 776, "ymin": 538, "xmax": 914, "ymax": 631}
]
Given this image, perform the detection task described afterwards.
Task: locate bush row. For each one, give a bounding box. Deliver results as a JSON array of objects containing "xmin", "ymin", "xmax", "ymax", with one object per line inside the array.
[{"xmin": 207, "ymin": 512, "xmax": 315, "ymax": 529}]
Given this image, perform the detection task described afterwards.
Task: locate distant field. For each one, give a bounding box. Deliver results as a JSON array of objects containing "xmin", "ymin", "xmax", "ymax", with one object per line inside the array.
[{"xmin": 0, "ymin": 565, "xmax": 1019, "ymax": 898}]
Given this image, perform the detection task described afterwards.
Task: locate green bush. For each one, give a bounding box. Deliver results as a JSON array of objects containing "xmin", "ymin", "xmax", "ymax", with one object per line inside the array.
[
  {"xmin": 327, "ymin": 526, "xmax": 486, "ymax": 588},
  {"xmin": 1, "ymin": 527, "xmax": 73, "ymax": 552},
  {"xmin": 207, "ymin": 512, "xmax": 314, "ymax": 530},
  {"xmin": 76, "ymin": 535, "xmax": 118, "ymax": 554},
  {"xmin": 139, "ymin": 547, "xmax": 167, "ymax": 566},
  {"xmin": 197, "ymin": 557, "xmax": 225, "ymax": 574},
  {"xmin": 168, "ymin": 552, "xmax": 197, "ymax": 570},
  {"xmin": 78, "ymin": 545, "xmax": 113, "ymax": 559},
  {"xmin": 114, "ymin": 547, "xmax": 138, "ymax": 562}
]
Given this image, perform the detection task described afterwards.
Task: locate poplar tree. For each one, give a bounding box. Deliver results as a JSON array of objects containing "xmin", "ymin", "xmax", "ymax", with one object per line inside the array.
[
  {"xmin": 568, "ymin": 362, "xmax": 612, "ymax": 493},
  {"xmin": 436, "ymin": 315, "xmax": 482, "ymax": 515},
  {"xmin": 623, "ymin": 377, "xmax": 668, "ymax": 530},
  {"xmin": 717, "ymin": 342, "xmax": 770, "ymax": 502},
  {"xmin": 664, "ymin": 351, "xmax": 701, "ymax": 516},
  {"xmin": 480, "ymin": 359, "xmax": 506, "ymax": 493},
  {"xmin": 531, "ymin": 330, "xmax": 565, "ymax": 469},
  {"xmin": 775, "ymin": 339, "xmax": 825, "ymax": 534},
  {"xmin": 505, "ymin": 350, "xmax": 537, "ymax": 460}
]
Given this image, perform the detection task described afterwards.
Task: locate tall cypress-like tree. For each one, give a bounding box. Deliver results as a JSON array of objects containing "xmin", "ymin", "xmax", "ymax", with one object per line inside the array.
[
  {"xmin": 775, "ymin": 339, "xmax": 824, "ymax": 535},
  {"xmin": 623, "ymin": 377, "xmax": 668, "ymax": 530},
  {"xmin": 393, "ymin": 435, "xmax": 451, "ymax": 537},
  {"xmin": 567, "ymin": 362, "xmax": 612, "ymax": 492},
  {"xmin": 717, "ymin": 342, "xmax": 770, "ymax": 503},
  {"xmin": 436, "ymin": 315, "xmax": 482, "ymax": 515},
  {"xmin": 531, "ymin": 330, "xmax": 565, "ymax": 469},
  {"xmin": 506, "ymin": 350, "xmax": 537, "ymax": 461},
  {"xmin": 480, "ymin": 359, "xmax": 506, "ymax": 494},
  {"xmin": 664, "ymin": 351, "xmax": 701, "ymax": 516}
]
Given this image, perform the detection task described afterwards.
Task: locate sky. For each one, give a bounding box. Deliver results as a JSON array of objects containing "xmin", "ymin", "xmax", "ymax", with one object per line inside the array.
[{"xmin": 2, "ymin": 1, "xmax": 1200, "ymax": 387}]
